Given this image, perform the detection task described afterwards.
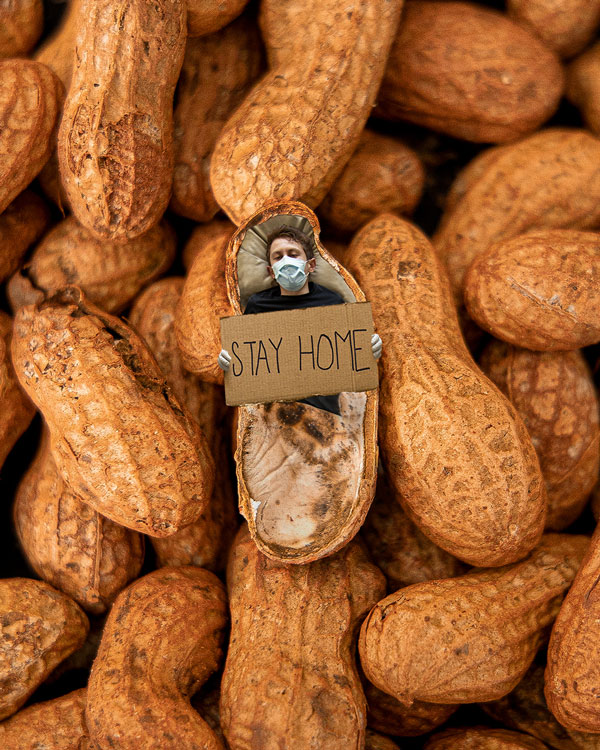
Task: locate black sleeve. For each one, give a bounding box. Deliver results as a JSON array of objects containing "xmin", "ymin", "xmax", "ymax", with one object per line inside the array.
[{"xmin": 243, "ymin": 296, "xmax": 259, "ymax": 315}]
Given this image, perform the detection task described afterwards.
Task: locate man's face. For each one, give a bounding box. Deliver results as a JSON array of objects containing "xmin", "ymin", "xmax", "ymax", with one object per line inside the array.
[{"xmin": 267, "ymin": 237, "xmax": 316, "ymax": 279}]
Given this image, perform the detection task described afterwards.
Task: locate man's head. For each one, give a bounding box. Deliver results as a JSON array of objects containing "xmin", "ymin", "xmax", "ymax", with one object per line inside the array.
[{"xmin": 265, "ymin": 226, "xmax": 317, "ymax": 286}]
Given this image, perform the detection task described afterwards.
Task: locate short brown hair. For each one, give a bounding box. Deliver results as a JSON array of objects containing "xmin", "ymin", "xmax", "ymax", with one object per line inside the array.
[{"xmin": 266, "ymin": 225, "xmax": 314, "ymax": 261}]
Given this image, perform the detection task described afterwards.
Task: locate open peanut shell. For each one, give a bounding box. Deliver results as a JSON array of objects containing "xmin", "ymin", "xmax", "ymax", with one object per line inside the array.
[{"xmin": 225, "ymin": 200, "xmax": 378, "ymax": 563}]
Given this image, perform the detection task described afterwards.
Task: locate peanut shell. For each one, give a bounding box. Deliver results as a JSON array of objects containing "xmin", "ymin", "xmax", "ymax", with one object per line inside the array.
[
  {"xmin": 0, "ymin": 59, "xmax": 62, "ymax": 214},
  {"xmin": 508, "ymin": 0, "xmax": 600, "ymax": 59},
  {"xmin": 14, "ymin": 431, "xmax": 144, "ymax": 614},
  {"xmin": 187, "ymin": 0, "xmax": 248, "ymax": 36},
  {"xmin": 171, "ymin": 15, "xmax": 263, "ymax": 222},
  {"xmin": 11, "ymin": 287, "xmax": 215, "ymax": 537},
  {"xmin": 221, "ymin": 526, "xmax": 386, "ymax": 750},
  {"xmin": 209, "ymin": 0, "xmax": 403, "ymax": 224},
  {"xmin": 359, "ymin": 534, "xmax": 588, "ymax": 706},
  {"xmin": 0, "ymin": 191, "xmax": 50, "ymax": 284},
  {"xmin": 480, "ymin": 342, "xmax": 600, "ymax": 530},
  {"xmin": 345, "ymin": 214, "xmax": 546, "ymax": 567},
  {"xmin": 0, "ymin": 311, "xmax": 35, "ymax": 471},
  {"xmin": 0, "ymin": 688, "xmax": 90, "ymax": 749},
  {"xmin": 425, "ymin": 727, "xmax": 549, "ymax": 750},
  {"xmin": 465, "ymin": 229, "xmax": 600, "ymax": 351},
  {"xmin": 225, "ymin": 201, "xmax": 378, "ymax": 563},
  {"xmin": 434, "ymin": 129, "xmax": 600, "ymax": 304},
  {"xmin": 58, "ymin": 0, "xmax": 186, "ymax": 241},
  {"xmin": 546, "ymin": 526, "xmax": 600, "ymax": 733},
  {"xmin": 319, "ymin": 130, "xmax": 425, "ymax": 234},
  {"xmin": 376, "ymin": 1, "xmax": 563, "ymax": 144},
  {"xmin": 176, "ymin": 221, "xmax": 234, "ymax": 385},
  {"xmin": 8, "ymin": 216, "xmax": 176, "ymax": 314},
  {"xmin": 87, "ymin": 567, "xmax": 228, "ymax": 750},
  {"xmin": 366, "ymin": 730, "xmax": 401, "ymax": 750},
  {"xmin": 0, "ymin": 577, "xmax": 89, "ymax": 720},
  {"xmin": 34, "ymin": 0, "xmax": 79, "ymax": 90},
  {"xmin": 130, "ymin": 277, "xmax": 238, "ymax": 571},
  {"xmin": 567, "ymin": 42, "xmax": 600, "ymax": 138},
  {"xmin": 0, "ymin": 0, "xmax": 43, "ymax": 57}
]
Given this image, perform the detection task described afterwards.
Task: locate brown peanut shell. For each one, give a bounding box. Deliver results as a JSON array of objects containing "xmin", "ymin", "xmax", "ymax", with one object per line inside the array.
[
  {"xmin": 0, "ymin": 311, "xmax": 35, "ymax": 471},
  {"xmin": 376, "ymin": 1, "xmax": 563, "ymax": 144},
  {"xmin": 480, "ymin": 342, "xmax": 600, "ymax": 530},
  {"xmin": 345, "ymin": 214, "xmax": 546, "ymax": 567},
  {"xmin": 482, "ymin": 662, "xmax": 600, "ymax": 750},
  {"xmin": 365, "ymin": 680, "xmax": 458, "ymax": 737},
  {"xmin": 0, "ymin": 191, "xmax": 50, "ymax": 284},
  {"xmin": 433, "ymin": 129, "xmax": 600, "ymax": 304},
  {"xmin": 508, "ymin": 0, "xmax": 600, "ymax": 59},
  {"xmin": 359, "ymin": 534, "xmax": 588, "ymax": 706},
  {"xmin": 225, "ymin": 201, "xmax": 379, "ymax": 563},
  {"xmin": 171, "ymin": 15, "xmax": 263, "ymax": 222},
  {"xmin": 187, "ymin": 0, "xmax": 248, "ymax": 36},
  {"xmin": 425, "ymin": 727, "xmax": 549, "ymax": 750},
  {"xmin": 0, "ymin": 688, "xmax": 90, "ymax": 749},
  {"xmin": 210, "ymin": 0, "xmax": 403, "ymax": 224},
  {"xmin": 130, "ymin": 277, "xmax": 238, "ymax": 571},
  {"xmin": 58, "ymin": 0, "xmax": 186, "ymax": 241},
  {"xmin": 11, "ymin": 287, "xmax": 215, "ymax": 537},
  {"xmin": 546, "ymin": 525, "xmax": 600, "ymax": 733},
  {"xmin": 567, "ymin": 42, "xmax": 600, "ymax": 138},
  {"xmin": 319, "ymin": 130, "xmax": 424, "ymax": 234},
  {"xmin": 176, "ymin": 221, "xmax": 234, "ymax": 385},
  {"xmin": 221, "ymin": 526, "xmax": 386, "ymax": 750},
  {"xmin": 34, "ymin": 0, "xmax": 79, "ymax": 90},
  {"xmin": 366, "ymin": 730, "xmax": 401, "ymax": 750},
  {"xmin": 465, "ymin": 229, "xmax": 600, "ymax": 351},
  {"xmin": 87, "ymin": 567, "xmax": 228, "ymax": 750},
  {"xmin": 0, "ymin": 0, "xmax": 43, "ymax": 57},
  {"xmin": 0, "ymin": 577, "xmax": 89, "ymax": 721},
  {"xmin": 14, "ymin": 431, "xmax": 144, "ymax": 614},
  {"xmin": 0, "ymin": 59, "xmax": 62, "ymax": 214},
  {"xmin": 8, "ymin": 216, "xmax": 176, "ymax": 314},
  {"xmin": 362, "ymin": 472, "xmax": 466, "ymax": 591}
]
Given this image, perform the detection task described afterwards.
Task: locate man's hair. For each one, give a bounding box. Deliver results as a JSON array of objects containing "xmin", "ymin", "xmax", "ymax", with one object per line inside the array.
[{"xmin": 266, "ymin": 225, "xmax": 314, "ymax": 262}]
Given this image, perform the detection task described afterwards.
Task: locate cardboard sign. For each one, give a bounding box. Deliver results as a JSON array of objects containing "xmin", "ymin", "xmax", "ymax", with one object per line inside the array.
[{"xmin": 220, "ymin": 303, "xmax": 379, "ymax": 406}]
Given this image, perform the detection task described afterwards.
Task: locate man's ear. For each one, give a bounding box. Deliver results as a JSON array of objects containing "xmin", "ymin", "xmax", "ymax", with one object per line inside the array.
[
  {"xmin": 307, "ymin": 258, "xmax": 317, "ymax": 273},
  {"xmin": 267, "ymin": 265, "xmax": 275, "ymax": 279}
]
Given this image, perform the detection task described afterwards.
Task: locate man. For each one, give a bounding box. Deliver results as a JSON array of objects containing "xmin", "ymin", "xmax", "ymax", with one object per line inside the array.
[{"xmin": 218, "ymin": 225, "xmax": 382, "ymax": 415}]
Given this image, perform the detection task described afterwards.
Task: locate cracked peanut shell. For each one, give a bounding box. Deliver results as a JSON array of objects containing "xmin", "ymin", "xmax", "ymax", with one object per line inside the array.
[
  {"xmin": 345, "ymin": 214, "xmax": 546, "ymax": 567},
  {"xmin": 11, "ymin": 287, "xmax": 215, "ymax": 537},
  {"xmin": 359, "ymin": 534, "xmax": 588, "ymax": 706},
  {"xmin": 221, "ymin": 526, "xmax": 386, "ymax": 750},
  {"xmin": 87, "ymin": 566, "xmax": 228, "ymax": 750}
]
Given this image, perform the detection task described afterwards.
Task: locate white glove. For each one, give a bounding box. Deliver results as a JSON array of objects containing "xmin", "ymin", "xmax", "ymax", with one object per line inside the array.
[
  {"xmin": 371, "ymin": 333, "xmax": 382, "ymax": 360},
  {"xmin": 218, "ymin": 349, "xmax": 231, "ymax": 371}
]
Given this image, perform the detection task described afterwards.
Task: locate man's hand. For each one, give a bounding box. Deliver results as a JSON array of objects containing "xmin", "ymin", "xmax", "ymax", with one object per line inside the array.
[
  {"xmin": 371, "ymin": 333, "xmax": 383, "ymax": 360},
  {"xmin": 218, "ymin": 349, "xmax": 231, "ymax": 371}
]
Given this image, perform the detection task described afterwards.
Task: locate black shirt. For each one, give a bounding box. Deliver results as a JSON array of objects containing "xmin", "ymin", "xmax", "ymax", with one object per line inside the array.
[{"xmin": 244, "ymin": 281, "xmax": 344, "ymax": 415}]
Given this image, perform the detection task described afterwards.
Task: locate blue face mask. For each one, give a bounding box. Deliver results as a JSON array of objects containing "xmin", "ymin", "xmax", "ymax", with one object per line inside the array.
[{"xmin": 272, "ymin": 255, "xmax": 308, "ymax": 292}]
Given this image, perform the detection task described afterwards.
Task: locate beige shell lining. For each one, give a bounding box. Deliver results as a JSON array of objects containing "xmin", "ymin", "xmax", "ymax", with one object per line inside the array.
[{"xmin": 237, "ymin": 213, "xmax": 356, "ymax": 309}]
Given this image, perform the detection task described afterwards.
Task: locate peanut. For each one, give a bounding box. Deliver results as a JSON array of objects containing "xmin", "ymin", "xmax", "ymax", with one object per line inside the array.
[
  {"xmin": 345, "ymin": 214, "xmax": 546, "ymax": 566},
  {"xmin": 366, "ymin": 730, "xmax": 401, "ymax": 750},
  {"xmin": 567, "ymin": 42, "xmax": 600, "ymax": 137},
  {"xmin": 8, "ymin": 216, "xmax": 176, "ymax": 314},
  {"xmin": 0, "ymin": 59, "xmax": 62, "ymax": 214},
  {"xmin": 87, "ymin": 567, "xmax": 228, "ymax": 750},
  {"xmin": 187, "ymin": 0, "xmax": 249, "ymax": 36},
  {"xmin": 465, "ymin": 229, "xmax": 600, "ymax": 351},
  {"xmin": 425, "ymin": 728, "xmax": 549, "ymax": 750},
  {"xmin": 479, "ymin": 342, "xmax": 600, "ymax": 531},
  {"xmin": 0, "ymin": 0, "xmax": 43, "ymax": 57},
  {"xmin": 0, "ymin": 191, "xmax": 50, "ymax": 284},
  {"xmin": 375, "ymin": 1, "xmax": 564, "ymax": 143},
  {"xmin": 58, "ymin": 0, "xmax": 186, "ymax": 241},
  {"xmin": 359, "ymin": 534, "xmax": 587, "ymax": 706},
  {"xmin": 13, "ymin": 430, "xmax": 144, "ymax": 614},
  {"xmin": 209, "ymin": 0, "xmax": 403, "ymax": 224},
  {"xmin": 0, "ymin": 577, "xmax": 88, "ymax": 720},
  {"xmin": 221, "ymin": 526, "xmax": 386, "ymax": 750},
  {"xmin": 171, "ymin": 14, "xmax": 263, "ymax": 222},
  {"xmin": 11, "ymin": 287, "xmax": 215, "ymax": 537},
  {"xmin": 434, "ymin": 129, "xmax": 600, "ymax": 305}
]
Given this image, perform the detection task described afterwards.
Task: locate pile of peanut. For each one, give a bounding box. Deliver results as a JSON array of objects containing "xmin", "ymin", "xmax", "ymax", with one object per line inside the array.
[{"xmin": 2, "ymin": 0, "xmax": 600, "ymax": 748}]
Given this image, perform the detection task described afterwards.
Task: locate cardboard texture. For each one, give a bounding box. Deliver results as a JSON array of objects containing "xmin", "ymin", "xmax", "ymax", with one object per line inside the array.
[{"xmin": 221, "ymin": 303, "xmax": 379, "ymax": 405}]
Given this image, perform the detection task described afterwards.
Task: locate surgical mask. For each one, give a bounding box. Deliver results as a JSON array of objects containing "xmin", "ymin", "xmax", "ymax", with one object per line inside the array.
[{"xmin": 271, "ymin": 255, "xmax": 309, "ymax": 292}]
